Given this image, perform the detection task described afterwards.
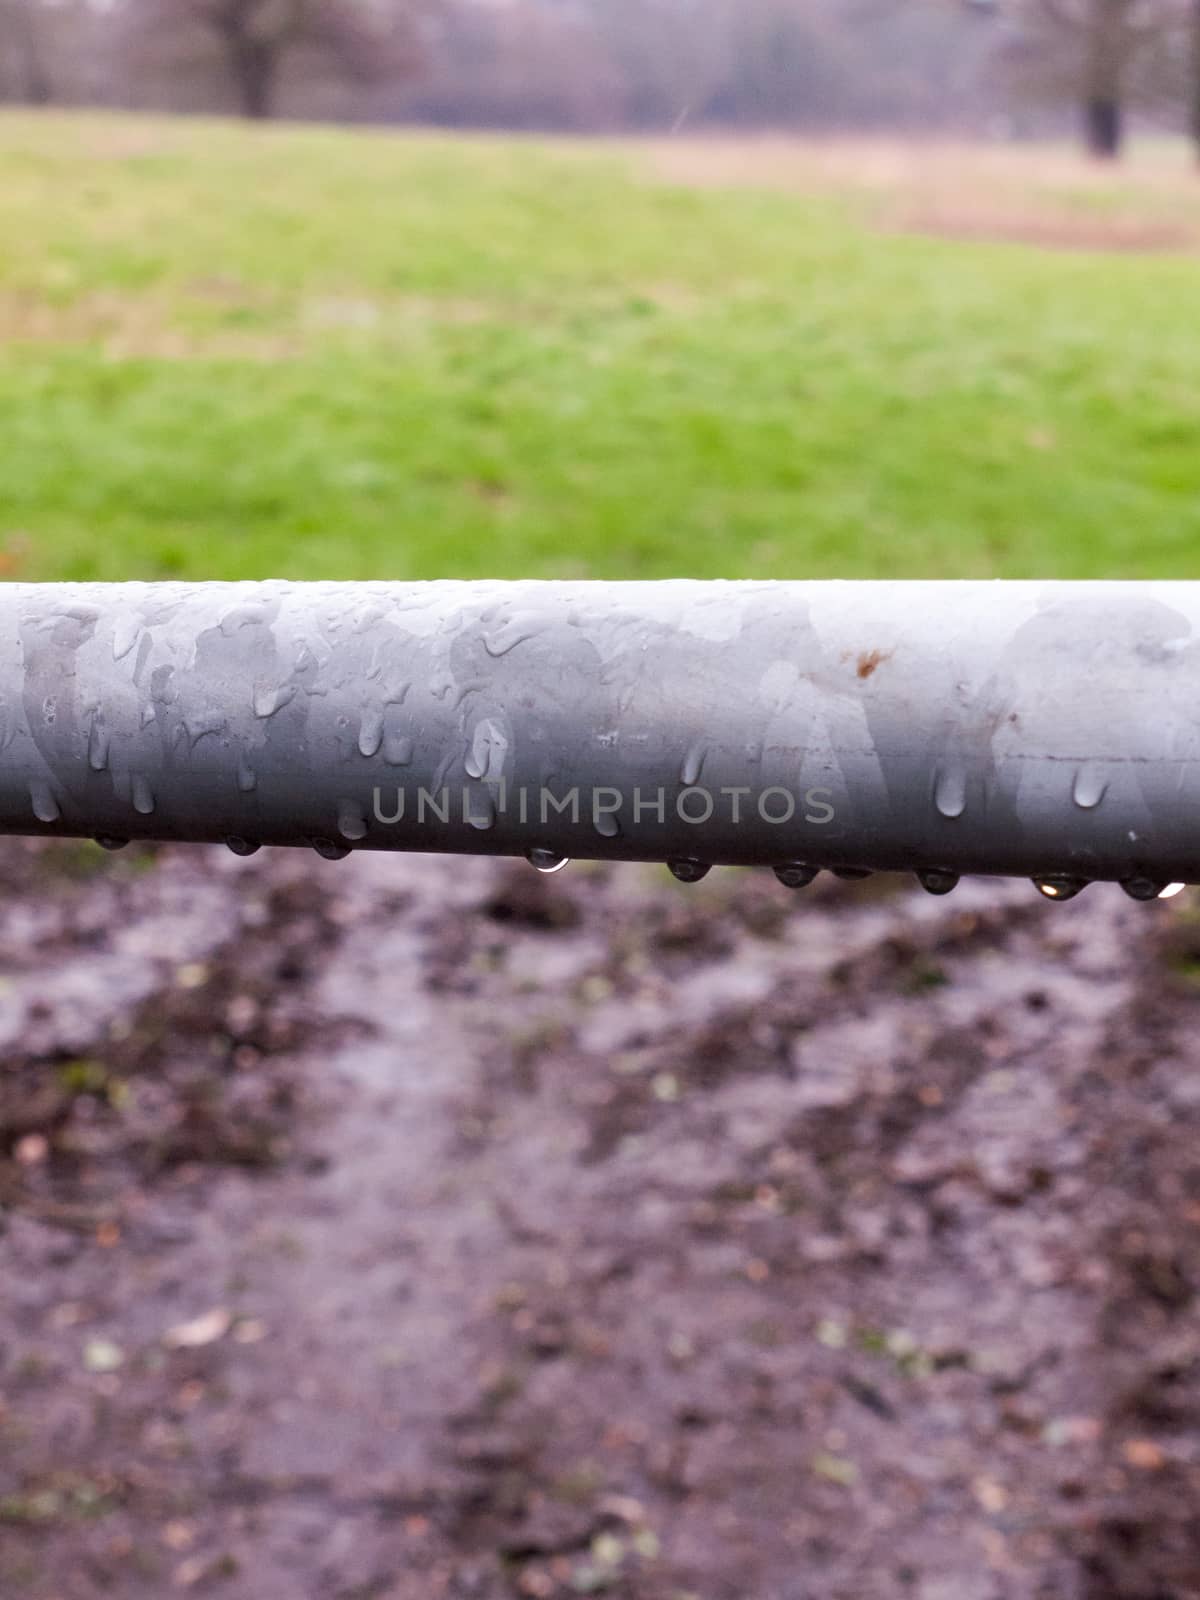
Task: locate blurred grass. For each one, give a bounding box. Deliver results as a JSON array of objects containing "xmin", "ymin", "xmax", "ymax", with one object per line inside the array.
[{"xmin": 2, "ymin": 112, "xmax": 1200, "ymax": 581}]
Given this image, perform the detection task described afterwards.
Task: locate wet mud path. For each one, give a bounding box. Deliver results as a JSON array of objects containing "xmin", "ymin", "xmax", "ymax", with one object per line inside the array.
[{"xmin": 2, "ymin": 841, "xmax": 1200, "ymax": 1599}]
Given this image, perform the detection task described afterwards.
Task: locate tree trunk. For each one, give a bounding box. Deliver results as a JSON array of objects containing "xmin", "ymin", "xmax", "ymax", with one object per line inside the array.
[
  {"xmin": 14, "ymin": 0, "xmax": 52, "ymax": 105},
  {"xmin": 1083, "ymin": 96, "xmax": 1121, "ymax": 158},
  {"xmin": 1082, "ymin": 0, "xmax": 1124, "ymax": 160},
  {"xmin": 228, "ymin": 34, "xmax": 278, "ymax": 118}
]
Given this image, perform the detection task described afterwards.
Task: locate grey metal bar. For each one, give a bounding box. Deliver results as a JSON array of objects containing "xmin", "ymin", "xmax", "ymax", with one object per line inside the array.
[{"xmin": 2, "ymin": 579, "xmax": 1198, "ymax": 897}]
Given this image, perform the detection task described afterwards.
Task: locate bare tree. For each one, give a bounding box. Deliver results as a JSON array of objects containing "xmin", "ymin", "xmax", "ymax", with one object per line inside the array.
[
  {"xmin": 125, "ymin": 0, "xmax": 425, "ymax": 119},
  {"xmin": 1078, "ymin": 0, "xmax": 1133, "ymax": 153},
  {"xmin": 1, "ymin": 0, "xmax": 53, "ymax": 102},
  {"xmin": 1004, "ymin": 0, "xmax": 1177, "ymax": 156}
]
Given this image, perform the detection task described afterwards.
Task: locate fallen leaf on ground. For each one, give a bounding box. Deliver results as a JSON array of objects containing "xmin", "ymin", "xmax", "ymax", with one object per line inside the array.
[{"xmin": 163, "ymin": 1308, "xmax": 232, "ymax": 1350}]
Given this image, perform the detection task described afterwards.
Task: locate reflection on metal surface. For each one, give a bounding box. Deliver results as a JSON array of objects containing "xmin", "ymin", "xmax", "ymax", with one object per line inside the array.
[{"xmin": 0, "ymin": 579, "xmax": 1196, "ymax": 893}]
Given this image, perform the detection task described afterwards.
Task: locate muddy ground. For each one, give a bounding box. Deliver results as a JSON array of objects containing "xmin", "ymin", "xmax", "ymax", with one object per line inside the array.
[{"xmin": 1, "ymin": 839, "xmax": 1200, "ymax": 1600}]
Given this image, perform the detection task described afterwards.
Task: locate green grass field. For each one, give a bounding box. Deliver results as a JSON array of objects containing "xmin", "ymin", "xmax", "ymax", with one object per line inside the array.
[{"xmin": 2, "ymin": 112, "xmax": 1200, "ymax": 582}]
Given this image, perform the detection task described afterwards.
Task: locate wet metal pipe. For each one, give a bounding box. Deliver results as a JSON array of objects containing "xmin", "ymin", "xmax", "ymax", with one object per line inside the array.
[{"xmin": 2, "ymin": 579, "xmax": 1199, "ymax": 896}]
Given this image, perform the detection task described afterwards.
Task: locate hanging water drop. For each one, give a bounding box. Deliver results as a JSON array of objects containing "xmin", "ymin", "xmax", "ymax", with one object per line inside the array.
[
  {"xmin": 527, "ymin": 848, "xmax": 569, "ymax": 874},
  {"xmin": 87, "ymin": 716, "xmax": 110, "ymax": 773},
  {"xmin": 1033, "ymin": 875, "xmax": 1088, "ymax": 902},
  {"xmin": 94, "ymin": 836, "xmax": 128, "ymax": 852},
  {"xmin": 358, "ymin": 710, "xmax": 384, "ymax": 759},
  {"xmin": 933, "ymin": 765, "xmax": 967, "ymax": 820},
  {"xmin": 253, "ymin": 682, "xmax": 297, "ymax": 719},
  {"xmin": 679, "ymin": 744, "xmax": 706, "ymax": 787},
  {"xmin": 337, "ymin": 799, "xmax": 368, "ymax": 841},
  {"xmin": 1160, "ymin": 883, "xmax": 1187, "ymax": 899},
  {"xmin": 917, "ymin": 868, "xmax": 959, "ymax": 896},
  {"xmin": 310, "ymin": 837, "xmax": 351, "ymax": 861},
  {"xmin": 466, "ymin": 794, "xmax": 496, "ymax": 832},
  {"xmin": 774, "ymin": 862, "xmax": 817, "ymax": 889},
  {"xmin": 465, "ymin": 719, "xmax": 507, "ymax": 783},
  {"xmin": 132, "ymin": 775, "xmax": 155, "ymax": 816},
  {"xmin": 150, "ymin": 664, "xmax": 177, "ymax": 706},
  {"xmin": 225, "ymin": 836, "xmax": 260, "ymax": 857},
  {"xmin": 29, "ymin": 781, "xmax": 59, "ymax": 824},
  {"xmin": 1072, "ymin": 764, "xmax": 1108, "ymax": 810},
  {"xmin": 1120, "ymin": 876, "xmax": 1165, "ymax": 901},
  {"xmin": 236, "ymin": 752, "xmax": 257, "ymax": 794},
  {"xmin": 668, "ymin": 858, "xmax": 710, "ymax": 884}
]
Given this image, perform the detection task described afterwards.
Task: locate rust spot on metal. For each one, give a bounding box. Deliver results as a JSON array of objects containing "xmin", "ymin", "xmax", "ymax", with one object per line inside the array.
[{"xmin": 856, "ymin": 649, "xmax": 891, "ymax": 680}]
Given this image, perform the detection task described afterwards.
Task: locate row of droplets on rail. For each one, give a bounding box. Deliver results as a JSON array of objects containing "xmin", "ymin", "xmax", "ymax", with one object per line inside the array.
[
  {"xmin": 87, "ymin": 833, "xmax": 1186, "ymax": 904},
  {"xmin": 23, "ymin": 669, "xmax": 1170, "ymax": 897}
]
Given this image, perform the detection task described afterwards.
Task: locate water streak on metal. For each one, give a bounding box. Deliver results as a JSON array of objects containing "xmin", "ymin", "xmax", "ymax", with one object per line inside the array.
[{"xmin": 0, "ymin": 579, "xmax": 1195, "ymax": 886}]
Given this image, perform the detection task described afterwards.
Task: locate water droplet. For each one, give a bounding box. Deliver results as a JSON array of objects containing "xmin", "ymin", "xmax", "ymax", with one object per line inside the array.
[
  {"xmin": 483, "ymin": 623, "xmax": 533, "ymax": 657},
  {"xmin": 1072, "ymin": 764, "xmax": 1108, "ymax": 810},
  {"xmin": 337, "ymin": 799, "xmax": 368, "ymax": 841},
  {"xmin": 833, "ymin": 867, "xmax": 872, "ymax": 881},
  {"xmin": 1161, "ymin": 883, "xmax": 1187, "ymax": 899},
  {"xmin": 917, "ymin": 869, "xmax": 959, "ymax": 896},
  {"xmin": 933, "ymin": 765, "xmax": 966, "ymax": 820},
  {"xmin": 1033, "ymin": 875, "xmax": 1088, "ymax": 902},
  {"xmin": 668, "ymin": 858, "xmax": 710, "ymax": 884},
  {"xmin": 87, "ymin": 716, "xmax": 109, "ymax": 773},
  {"xmin": 29, "ymin": 781, "xmax": 59, "ymax": 823},
  {"xmin": 679, "ymin": 744, "xmax": 706, "ymax": 786},
  {"xmin": 383, "ymin": 732, "xmax": 413, "ymax": 767},
  {"xmin": 526, "ymin": 848, "xmax": 569, "ymax": 874},
  {"xmin": 253, "ymin": 682, "xmax": 297, "ymax": 719},
  {"xmin": 310, "ymin": 837, "xmax": 351, "ymax": 861},
  {"xmin": 594, "ymin": 812, "xmax": 621, "ymax": 839},
  {"xmin": 150, "ymin": 665, "xmax": 176, "ymax": 706},
  {"xmin": 185, "ymin": 710, "xmax": 225, "ymax": 746},
  {"xmin": 236, "ymin": 753, "xmax": 257, "ymax": 794},
  {"xmin": 466, "ymin": 793, "xmax": 496, "ymax": 832},
  {"xmin": 358, "ymin": 710, "xmax": 384, "ymax": 759},
  {"xmin": 112, "ymin": 616, "xmax": 142, "ymax": 661},
  {"xmin": 774, "ymin": 862, "xmax": 817, "ymax": 889},
  {"xmin": 94, "ymin": 835, "xmax": 128, "ymax": 851},
  {"xmin": 465, "ymin": 719, "xmax": 508, "ymax": 782},
  {"xmin": 132, "ymin": 775, "xmax": 155, "ymax": 815},
  {"xmin": 1120, "ymin": 876, "xmax": 1164, "ymax": 901},
  {"xmin": 225, "ymin": 836, "xmax": 260, "ymax": 857},
  {"xmin": 220, "ymin": 602, "xmax": 269, "ymax": 636}
]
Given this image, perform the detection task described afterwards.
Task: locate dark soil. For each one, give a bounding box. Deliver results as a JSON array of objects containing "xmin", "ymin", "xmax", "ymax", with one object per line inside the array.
[{"xmin": 2, "ymin": 839, "xmax": 1200, "ymax": 1600}]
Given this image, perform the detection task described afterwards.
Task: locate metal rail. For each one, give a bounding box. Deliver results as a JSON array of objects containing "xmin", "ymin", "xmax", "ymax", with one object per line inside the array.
[{"xmin": 2, "ymin": 579, "xmax": 1198, "ymax": 900}]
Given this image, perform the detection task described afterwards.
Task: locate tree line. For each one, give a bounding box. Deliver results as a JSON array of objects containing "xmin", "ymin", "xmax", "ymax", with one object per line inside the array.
[{"xmin": 0, "ymin": 0, "xmax": 1196, "ymax": 159}]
